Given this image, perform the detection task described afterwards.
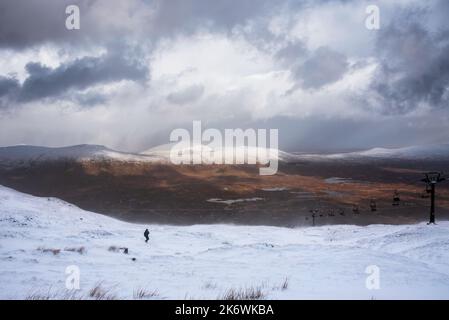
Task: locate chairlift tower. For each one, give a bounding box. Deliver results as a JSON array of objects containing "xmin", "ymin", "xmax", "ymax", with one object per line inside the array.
[{"xmin": 421, "ymin": 172, "xmax": 446, "ymax": 224}]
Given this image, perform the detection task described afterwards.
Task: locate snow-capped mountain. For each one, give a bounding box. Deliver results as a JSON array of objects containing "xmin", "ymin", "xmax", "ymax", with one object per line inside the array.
[
  {"xmin": 0, "ymin": 144, "xmax": 164, "ymax": 167},
  {"xmin": 142, "ymin": 143, "xmax": 294, "ymax": 163},
  {"xmin": 1, "ymin": 184, "xmax": 449, "ymax": 299},
  {"xmin": 0, "ymin": 143, "xmax": 291, "ymax": 167},
  {"xmin": 294, "ymin": 144, "xmax": 449, "ymax": 161},
  {"xmin": 1, "ymin": 143, "xmax": 449, "ymax": 169}
]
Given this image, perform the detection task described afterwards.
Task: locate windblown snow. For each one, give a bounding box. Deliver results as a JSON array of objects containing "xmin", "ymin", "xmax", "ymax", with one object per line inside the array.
[{"xmin": 1, "ymin": 185, "xmax": 449, "ymax": 300}]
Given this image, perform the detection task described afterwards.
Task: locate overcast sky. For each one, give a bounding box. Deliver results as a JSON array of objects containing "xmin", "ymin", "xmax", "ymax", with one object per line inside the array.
[{"xmin": 0, "ymin": 0, "xmax": 448, "ymax": 152}]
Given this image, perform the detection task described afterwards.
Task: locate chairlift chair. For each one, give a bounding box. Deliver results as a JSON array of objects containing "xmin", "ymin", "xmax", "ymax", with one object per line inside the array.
[
  {"xmin": 392, "ymin": 190, "xmax": 400, "ymax": 206},
  {"xmin": 370, "ymin": 199, "xmax": 377, "ymax": 212}
]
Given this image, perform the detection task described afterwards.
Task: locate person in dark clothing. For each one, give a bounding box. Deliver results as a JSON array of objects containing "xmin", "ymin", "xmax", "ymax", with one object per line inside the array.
[{"xmin": 144, "ymin": 229, "xmax": 150, "ymax": 243}]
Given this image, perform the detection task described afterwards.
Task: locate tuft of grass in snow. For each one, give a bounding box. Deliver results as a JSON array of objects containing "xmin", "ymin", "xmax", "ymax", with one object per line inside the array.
[
  {"xmin": 89, "ymin": 283, "xmax": 117, "ymax": 300},
  {"xmin": 26, "ymin": 288, "xmax": 84, "ymax": 300},
  {"xmin": 281, "ymin": 277, "xmax": 289, "ymax": 291},
  {"xmin": 108, "ymin": 246, "xmax": 120, "ymax": 252},
  {"xmin": 26, "ymin": 292, "xmax": 53, "ymax": 300},
  {"xmin": 219, "ymin": 286, "xmax": 266, "ymax": 300},
  {"xmin": 64, "ymin": 246, "xmax": 86, "ymax": 255},
  {"xmin": 133, "ymin": 288, "xmax": 159, "ymax": 299},
  {"xmin": 183, "ymin": 293, "xmax": 198, "ymax": 300},
  {"xmin": 107, "ymin": 246, "xmax": 128, "ymax": 254},
  {"xmin": 202, "ymin": 281, "xmax": 218, "ymax": 290},
  {"xmin": 37, "ymin": 247, "xmax": 61, "ymax": 255}
]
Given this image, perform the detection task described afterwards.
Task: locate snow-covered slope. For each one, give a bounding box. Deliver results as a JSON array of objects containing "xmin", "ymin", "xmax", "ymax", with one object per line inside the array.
[
  {"xmin": 296, "ymin": 144, "xmax": 449, "ymax": 161},
  {"xmin": 142, "ymin": 143, "xmax": 294, "ymax": 163},
  {"xmin": 332, "ymin": 144, "xmax": 449, "ymax": 160},
  {"xmin": 0, "ymin": 143, "xmax": 292, "ymax": 167},
  {"xmin": 1, "ymin": 185, "xmax": 449, "ymax": 299},
  {"xmin": 141, "ymin": 142, "xmax": 449, "ymax": 163},
  {"xmin": 2, "ymin": 143, "xmax": 448, "ymax": 168},
  {"xmin": 0, "ymin": 144, "xmax": 163, "ymax": 167}
]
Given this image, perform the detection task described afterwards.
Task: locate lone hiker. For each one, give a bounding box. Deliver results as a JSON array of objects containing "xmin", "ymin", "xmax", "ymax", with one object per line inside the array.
[{"xmin": 144, "ymin": 228, "xmax": 150, "ymax": 243}]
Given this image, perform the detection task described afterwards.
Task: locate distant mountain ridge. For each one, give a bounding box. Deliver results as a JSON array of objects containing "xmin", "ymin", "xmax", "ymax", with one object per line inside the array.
[
  {"xmin": 1, "ymin": 143, "xmax": 449, "ymax": 167},
  {"xmin": 142, "ymin": 142, "xmax": 291, "ymax": 163},
  {"xmin": 0, "ymin": 144, "xmax": 163, "ymax": 167},
  {"xmin": 295, "ymin": 144, "xmax": 449, "ymax": 161}
]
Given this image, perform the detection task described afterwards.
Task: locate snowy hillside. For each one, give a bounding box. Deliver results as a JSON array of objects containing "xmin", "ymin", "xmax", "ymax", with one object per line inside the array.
[
  {"xmin": 0, "ymin": 143, "xmax": 291, "ymax": 167},
  {"xmin": 1, "ymin": 143, "xmax": 449, "ymax": 168},
  {"xmin": 1, "ymin": 184, "xmax": 449, "ymax": 299},
  {"xmin": 0, "ymin": 144, "xmax": 164, "ymax": 167},
  {"xmin": 296, "ymin": 144, "xmax": 449, "ymax": 161},
  {"xmin": 142, "ymin": 143, "xmax": 449, "ymax": 163},
  {"xmin": 142, "ymin": 143, "xmax": 294, "ymax": 163}
]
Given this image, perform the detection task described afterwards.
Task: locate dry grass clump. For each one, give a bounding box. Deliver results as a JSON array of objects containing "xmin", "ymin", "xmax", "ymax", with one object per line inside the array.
[
  {"xmin": 26, "ymin": 292, "xmax": 54, "ymax": 300},
  {"xmin": 281, "ymin": 277, "xmax": 289, "ymax": 290},
  {"xmin": 64, "ymin": 246, "xmax": 86, "ymax": 254},
  {"xmin": 88, "ymin": 283, "xmax": 117, "ymax": 300},
  {"xmin": 133, "ymin": 288, "xmax": 159, "ymax": 299},
  {"xmin": 25, "ymin": 288, "xmax": 83, "ymax": 300},
  {"xmin": 37, "ymin": 247, "xmax": 61, "ymax": 255},
  {"xmin": 108, "ymin": 245, "xmax": 119, "ymax": 252},
  {"xmin": 219, "ymin": 286, "xmax": 266, "ymax": 300},
  {"xmin": 202, "ymin": 281, "xmax": 218, "ymax": 290}
]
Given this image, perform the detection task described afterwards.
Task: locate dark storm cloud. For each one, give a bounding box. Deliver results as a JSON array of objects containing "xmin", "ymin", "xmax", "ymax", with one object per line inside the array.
[
  {"xmin": 294, "ymin": 47, "xmax": 348, "ymax": 89},
  {"xmin": 9, "ymin": 51, "xmax": 148, "ymax": 103},
  {"xmin": 0, "ymin": 76, "xmax": 20, "ymax": 108},
  {"xmin": 0, "ymin": 0, "xmax": 283, "ymax": 50},
  {"xmin": 1, "ymin": 0, "xmax": 449, "ymax": 151},
  {"xmin": 0, "ymin": 0, "xmax": 94, "ymax": 49},
  {"xmin": 277, "ymin": 43, "xmax": 349, "ymax": 92},
  {"xmin": 371, "ymin": 12, "xmax": 449, "ymax": 114},
  {"xmin": 150, "ymin": 0, "xmax": 275, "ymax": 37},
  {"xmin": 0, "ymin": 76, "xmax": 19, "ymax": 97}
]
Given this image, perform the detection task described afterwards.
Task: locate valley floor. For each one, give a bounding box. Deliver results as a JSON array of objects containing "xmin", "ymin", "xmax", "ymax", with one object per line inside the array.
[{"xmin": 1, "ymin": 185, "xmax": 449, "ymax": 299}]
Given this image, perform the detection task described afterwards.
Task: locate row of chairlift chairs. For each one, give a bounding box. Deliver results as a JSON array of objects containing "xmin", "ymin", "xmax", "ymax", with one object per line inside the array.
[{"xmin": 308, "ymin": 172, "xmax": 446, "ymax": 225}]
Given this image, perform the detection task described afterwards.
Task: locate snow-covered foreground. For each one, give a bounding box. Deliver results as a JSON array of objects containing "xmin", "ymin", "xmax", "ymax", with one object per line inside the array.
[{"xmin": 1, "ymin": 185, "xmax": 449, "ymax": 300}]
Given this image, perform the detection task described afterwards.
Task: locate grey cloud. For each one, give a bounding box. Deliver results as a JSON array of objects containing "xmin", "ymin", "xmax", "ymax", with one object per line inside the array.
[
  {"xmin": 17, "ymin": 52, "xmax": 147, "ymax": 102},
  {"xmin": 0, "ymin": 0, "xmax": 280, "ymax": 50},
  {"xmin": 145, "ymin": 113, "xmax": 449, "ymax": 154},
  {"xmin": 72, "ymin": 91, "xmax": 108, "ymax": 107},
  {"xmin": 275, "ymin": 41, "xmax": 307, "ymax": 66},
  {"xmin": 0, "ymin": 0, "xmax": 94, "ymax": 49},
  {"xmin": 0, "ymin": 76, "xmax": 20, "ymax": 108},
  {"xmin": 1, "ymin": 0, "xmax": 449, "ymax": 151},
  {"xmin": 0, "ymin": 76, "xmax": 19, "ymax": 97},
  {"xmin": 150, "ymin": 0, "xmax": 274, "ymax": 37},
  {"xmin": 167, "ymin": 84, "xmax": 204, "ymax": 105},
  {"xmin": 372, "ymin": 17, "xmax": 449, "ymax": 114},
  {"xmin": 294, "ymin": 47, "xmax": 348, "ymax": 89},
  {"xmin": 275, "ymin": 41, "xmax": 349, "ymax": 92}
]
